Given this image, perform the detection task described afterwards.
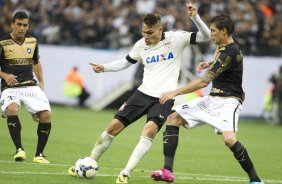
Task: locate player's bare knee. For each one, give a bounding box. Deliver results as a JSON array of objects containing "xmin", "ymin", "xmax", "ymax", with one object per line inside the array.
[
  {"xmin": 166, "ymin": 112, "xmax": 184, "ymax": 126},
  {"xmin": 142, "ymin": 122, "xmax": 158, "ymax": 139},
  {"xmin": 106, "ymin": 119, "xmax": 124, "ymax": 136},
  {"xmin": 37, "ymin": 110, "xmax": 51, "ymax": 122},
  {"xmin": 223, "ymin": 136, "xmax": 237, "ymax": 147},
  {"xmin": 6, "ymin": 103, "xmax": 19, "ymax": 115}
]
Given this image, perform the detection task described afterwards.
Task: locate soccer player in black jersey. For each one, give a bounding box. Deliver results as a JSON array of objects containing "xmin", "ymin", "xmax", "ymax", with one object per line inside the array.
[
  {"xmin": 0, "ymin": 10, "xmax": 52, "ymax": 164},
  {"xmin": 151, "ymin": 14, "xmax": 263, "ymax": 184}
]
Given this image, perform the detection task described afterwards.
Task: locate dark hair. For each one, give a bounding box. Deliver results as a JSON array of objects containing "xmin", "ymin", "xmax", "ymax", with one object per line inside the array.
[
  {"xmin": 143, "ymin": 13, "xmax": 161, "ymax": 26},
  {"xmin": 210, "ymin": 13, "xmax": 234, "ymax": 35},
  {"xmin": 12, "ymin": 10, "xmax": 29, "ymax": 23}
]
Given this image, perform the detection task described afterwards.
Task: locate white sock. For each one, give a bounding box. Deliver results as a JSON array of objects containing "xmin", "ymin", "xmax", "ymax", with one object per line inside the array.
[
  {"xmin": 120, "ymin": 136, "xmax": 152, "ymax": 176},
  {"xmin": 91, "ymin": 131, "xmax": 114, "ymax": 161}
]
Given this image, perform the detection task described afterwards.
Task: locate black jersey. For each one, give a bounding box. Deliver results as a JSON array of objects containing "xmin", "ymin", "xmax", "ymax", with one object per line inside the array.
[
  {"xmin": 207, "ymin": 42, "xmax": 245, "ymax": 102},
  {"xmin": 0, "ymin": 34, "xmax": 39, "ymax": 91}
]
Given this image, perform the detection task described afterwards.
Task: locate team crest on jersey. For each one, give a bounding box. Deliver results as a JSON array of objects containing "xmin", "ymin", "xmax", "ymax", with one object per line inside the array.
[
  {"xmin": 163, "ymin": 39, "xmax": 172, "ymax": 49},
  {"xmin": 146, "ymin": 52, "xmax": 174, "ymax": 64},
  {"xmin": 27, "ymin": 48, "xmax": 32, "ymax": 54}
]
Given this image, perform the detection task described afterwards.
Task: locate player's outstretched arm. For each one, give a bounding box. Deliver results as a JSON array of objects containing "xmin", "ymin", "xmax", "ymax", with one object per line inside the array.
[
  {"xmin": 90, "ymin": 58, "xmax": 133, "ymax": 73},
  {"xmin": 186, "ymin": 1, "xmax": 210, "ymax": 42}
]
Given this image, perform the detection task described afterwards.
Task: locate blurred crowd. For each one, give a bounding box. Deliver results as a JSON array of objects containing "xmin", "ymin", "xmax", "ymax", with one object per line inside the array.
[{"xmin": 0, "ymin": 0, "xmax": 281, "ymax": 56}]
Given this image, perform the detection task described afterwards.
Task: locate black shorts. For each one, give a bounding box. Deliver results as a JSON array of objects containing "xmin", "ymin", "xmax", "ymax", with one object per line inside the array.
[{"xmin": 114, "ymin": 90, "xmax": 174, "ymax": 130}]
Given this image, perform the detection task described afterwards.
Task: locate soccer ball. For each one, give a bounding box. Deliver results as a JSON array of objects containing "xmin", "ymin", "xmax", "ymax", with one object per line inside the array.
[{"xmin": 75, "ymin": 157, "xmax": 99, "ymax": 179}]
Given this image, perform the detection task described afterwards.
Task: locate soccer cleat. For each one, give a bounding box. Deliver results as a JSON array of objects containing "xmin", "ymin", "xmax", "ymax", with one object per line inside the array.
[
  {"xmin": 68, "ymin": 166, "xmax": 77, "ymax": 177},
  {"xmin": 14, "ymin": 149, "xmax": 26, "ymax": 161},
  {"xmin": 151, "ymin": 168, "xmax": 175, "ymax": 183},
  {"xmin": 33, "ymin": 154, "xmax": 50, "ymax": 164},
  {"xmin": 116, "ymin": 174, "xmax": 129, "ymax": 184},
  {"xmin": 249, "ymin": 181, "xmax": 264, "ymax": 184}
]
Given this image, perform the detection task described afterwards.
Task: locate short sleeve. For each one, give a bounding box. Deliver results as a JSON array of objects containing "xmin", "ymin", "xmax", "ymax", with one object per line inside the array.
[{"xmin": 33, "ymin": 43, "xmax": 40, "ymax": 64}]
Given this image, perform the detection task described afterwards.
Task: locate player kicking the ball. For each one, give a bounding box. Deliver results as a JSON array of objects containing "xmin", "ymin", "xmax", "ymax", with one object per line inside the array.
[{"xmin": 69, "ymin": 1, "xmax": 210, "ymax": 184}]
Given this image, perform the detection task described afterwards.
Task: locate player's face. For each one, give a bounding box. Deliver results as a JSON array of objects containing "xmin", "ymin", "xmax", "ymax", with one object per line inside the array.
[
  {"xmin": 11, "ymin": 19, "xmax": 29, "ymax": 39},
  {"xmin": 210, "ymin": 23, "xmax": 226, "ymax": 46},
  {"xmin": 142, "ymin": 23, "xmax": 162, "ymax": 45}
]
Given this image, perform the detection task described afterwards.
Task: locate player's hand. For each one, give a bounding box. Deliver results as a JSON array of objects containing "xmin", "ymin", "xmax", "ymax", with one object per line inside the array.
[
  {"xmin": 3, "ymin": 73, "xmax": 18, "ymax": 86},
  {"xmin": 196, "ymin": 62, "xmax": 209, "ymax": 73},
  {"xmin": 186, "ymin": 0, "xmax": 197, "ymax": 17},
  {"xmin": 89, "ymin": 63, "xmax": 104, "ymax": 73},
  {"xmin": 159, "ymin": 91, "xmax": 175, "ymax": 104}
]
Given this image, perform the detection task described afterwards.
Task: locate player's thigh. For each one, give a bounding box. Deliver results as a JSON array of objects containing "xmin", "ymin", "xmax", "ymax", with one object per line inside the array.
[
  {"xmin": 22, "ymin": 86, "xmax": 51, "ymax": 114},
  {"xmin": 115, "ymin": 90, "xmax": 154, "ymax": 127},
  {"xmin": 173, "ymin": 97, "xmax": 206, "ymax": 129},
  {"xmin": 147, "ymin": 99, "xmax": 174, "ymax": 130},
  {"xmin": 0, "ymin": 88, "xmax": 21, "ymax": 116}
]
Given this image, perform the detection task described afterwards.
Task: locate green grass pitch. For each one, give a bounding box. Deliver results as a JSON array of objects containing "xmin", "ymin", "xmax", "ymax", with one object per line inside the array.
[{"xmin": 0, "ymin": 105, "xmax": 281, "ymax": 184}]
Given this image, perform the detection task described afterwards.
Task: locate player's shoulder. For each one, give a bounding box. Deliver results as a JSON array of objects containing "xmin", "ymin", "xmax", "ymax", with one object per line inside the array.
[
  {"xmin": 25, "ymin": 34, "xmax": 37, "ymax": 43},
  {"xmin": 133, "ymin": 38, "xmax": 147, "ymax": 49},
  {"xmin": 224, "ymin": 42, "xmax": 240, "ymax": 54},
  {"xmin": 166, "ymin": 30, "xmax": 190, "ymax": 37},
  {"xmin": 0, "ymin": 34, "xmax": 13, "ymax": 46}
]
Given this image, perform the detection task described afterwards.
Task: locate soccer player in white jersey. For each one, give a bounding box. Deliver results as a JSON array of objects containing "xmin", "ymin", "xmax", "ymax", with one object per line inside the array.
[
  {"xmin": 68, "ymin": 2, "xmax": 210, "ymax": 183},
  {"xmin": 151, "ymin": 14, "xmax": 263, "ymax": 184}
]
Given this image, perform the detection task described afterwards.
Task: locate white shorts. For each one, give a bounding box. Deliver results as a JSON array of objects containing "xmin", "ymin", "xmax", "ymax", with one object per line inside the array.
[
  {"xmin": 0, "ymin": 86, "xmax": 51, "ymax": 117},
  {"xmin": 173, "ymin": 95, "xmax": 242, "ymax": 132}
]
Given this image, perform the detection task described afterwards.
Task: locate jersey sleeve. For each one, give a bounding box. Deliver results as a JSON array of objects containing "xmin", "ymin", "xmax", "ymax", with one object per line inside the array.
[
  {"xmin": 207, "ymin": 51, "xmax": 232, "ymax": 78},
  {"xmin": 127, "ymin": 41, "xmax": 142, "ymax": 64},
  {"xmin": 33, "ymin": 43, "xmax": 40, "ymax": 64}
]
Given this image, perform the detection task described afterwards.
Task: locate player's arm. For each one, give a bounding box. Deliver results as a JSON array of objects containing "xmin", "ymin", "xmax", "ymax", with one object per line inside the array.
[
  {"xmin": 187, "ymin": 2, "xmax": 210, "ymax": 42},
  {"xmin": 159, "ymin": 51, "xmax": 232, "ymax": 104},
  {"xmin": 196, "ymin": 61, "xmax": 213, "ymax": 73},
  {"xmin": 90, "ymin": 58, "xmax": 134, "ymax": 73},
  {"xmin": 0, "ymin": 46, "xmax": 18, "ymax": 85},
  {"xmin": 159, "ymin": 74, "xmax": 210, "ymax": 104},
  {"xmin": 33, "ymin": 61, "xmax": 45, "ymax": 90}
]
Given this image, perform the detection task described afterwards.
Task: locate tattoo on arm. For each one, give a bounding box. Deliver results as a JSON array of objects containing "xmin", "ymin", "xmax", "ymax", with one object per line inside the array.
[{"xmin": 203, "ymin": 72, "xmax": 216, "ymax": 83}]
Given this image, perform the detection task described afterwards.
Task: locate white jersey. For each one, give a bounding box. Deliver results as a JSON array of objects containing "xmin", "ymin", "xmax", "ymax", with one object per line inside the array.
[{"xmin": 129, "ymin": 31, "xmax": 193, "ymax": 98}]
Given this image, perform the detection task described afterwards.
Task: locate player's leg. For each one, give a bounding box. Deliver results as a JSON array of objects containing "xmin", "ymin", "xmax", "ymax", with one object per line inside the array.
[
  {"xmin": 151, "ymin": 112, "xmax": 186, "ymax": 183},
  {"xmin": 117, "ymin": 121, "xmax": 157, "ymax": 178},
  {"xmin": 33, "ymin": 110, "xmax": 52, "ymax": 164},
  {"xmin": 23, "ymin": 86, "xmax": 52, "ymax": 164},
  {"xmin": 117, "ymin": 98, "xmax": 174, "ymax": 184},
  {"xmin": 116, "ymin": 122, "xmax": 156, "ymax": 184},
  {"xmin": 151, "ymin": 97, "xmax": 205, "ymax": 182},
  {"xmin": 222, "ymin": 132, "xmax": 263, "ymax": 184},
  {"xmin": 90, "ymin": 118, "xmax": 124, "ymax": 161},
  {"xmin": 0, "ymin": 88, "xmax": 25, "ymax": 161},
  {"xmin": 92, "ymin": 90, "xmax": 147, "ymax": 163},
  {"xmin": 6, "ymin": 102, "xmax": 26, "ymax": 161}
]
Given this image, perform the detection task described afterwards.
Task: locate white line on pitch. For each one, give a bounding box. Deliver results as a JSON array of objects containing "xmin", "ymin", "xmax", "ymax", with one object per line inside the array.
[{"xmin": 0, "ymin": 160, "xmax": 281, "ymax": 183}]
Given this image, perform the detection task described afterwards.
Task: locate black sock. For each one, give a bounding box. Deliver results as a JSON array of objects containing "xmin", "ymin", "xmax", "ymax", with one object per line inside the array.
[
  {"xmin": 230, "ymin": 141, "xmax": 261, "ymax": 182},
  {"xmin": 7, "ymin": 115, "xmax": 23, "ymax": 151},
  {"xmin": 36, "ymin": 122, "xmax": 51, "ymax": 156},
  {"xmin": 163, "ymin": 125, "xmax": 179, "ymax": 172}
]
